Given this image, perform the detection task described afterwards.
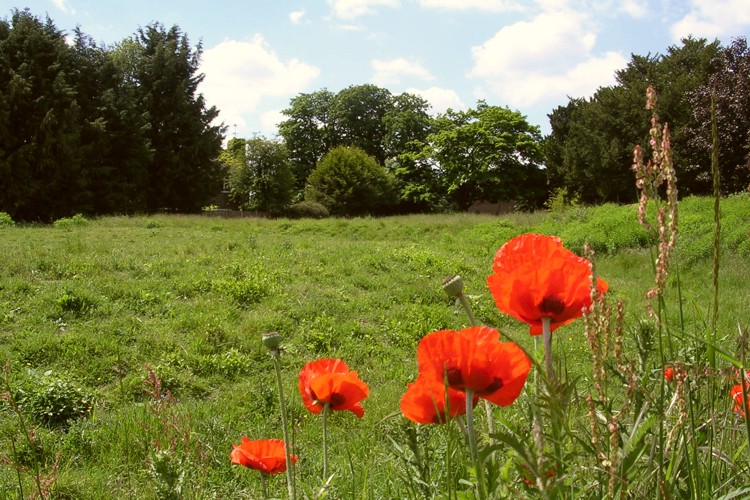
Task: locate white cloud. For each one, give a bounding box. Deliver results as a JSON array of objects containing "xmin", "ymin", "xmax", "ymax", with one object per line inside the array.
[
  {"xmin": 327, "ymin": 0, "xmax": 400, "ymax": 19},
  {"xmin": 52, "ymin": 0, "xmax": 75, "ymax": 14},
  {"xmin": 670, "ymin": 0, "xmax": 750, "ymax": 41},
  {"xmin": 198, "ymin": 36, "xmax": 320, "ymax": 136},
  {"xmin": 260, "ymin": 109, "xmax": 286, "ymax": 136},
  {"xmin": 618, "ymin": 0, "xmax": 648, "ymax": 18},
  {"xmin": 405, "ymin": 86, "xmax": 466, "ymax": 115},
  {"xmin": 371, "ymin": 58, "xmax": 435, "ymax": 85},
  {"xmin": 289, "ymin": 10, "xmax": 306, "ymax": 25},
  {"xmin": 418, "ymin": 0, "xmax": 525, "ymax": 12},
  {"xmin": 469, "ymin": 8, "xmax": 626, "ymax": 108}
]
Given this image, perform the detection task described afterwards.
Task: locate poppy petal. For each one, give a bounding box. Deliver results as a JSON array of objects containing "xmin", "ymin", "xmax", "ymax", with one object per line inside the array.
[
  {"xmin": 400, "ymin": 376, "xmax": 473, "ymax": 424},
  {"xmin": 487, "ymin": 233, "xmax": 608, "ymax": 336},
  {"xmin": 230, "ymin": 437, "xmax": 297, "ymax": 475}
]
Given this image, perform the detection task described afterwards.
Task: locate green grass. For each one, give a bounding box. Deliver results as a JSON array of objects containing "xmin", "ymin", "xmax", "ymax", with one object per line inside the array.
[{"xmin": 1, "ymin": 196, "xmax": 750, "ymax": 498}]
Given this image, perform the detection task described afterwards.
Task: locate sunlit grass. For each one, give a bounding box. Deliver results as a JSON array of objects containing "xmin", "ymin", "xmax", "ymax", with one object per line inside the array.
[{"xmin": 1, "ymin": 197, "xmax": 749, "ymax": 497}]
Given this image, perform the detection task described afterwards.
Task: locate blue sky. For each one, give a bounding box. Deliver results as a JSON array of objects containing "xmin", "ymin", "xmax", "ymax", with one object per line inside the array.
[{"xmin": 9, "ymin": 1, "xmax": 750, "ymax": 139}]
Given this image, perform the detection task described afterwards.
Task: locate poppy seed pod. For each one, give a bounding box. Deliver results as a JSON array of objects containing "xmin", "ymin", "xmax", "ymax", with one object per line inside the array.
[
  {"xmin": 442, "ymin": 275, "xmax": 465, "ymax": 298},
  {"xmin": 262, "ymin": 331, "xmax": 282, "ymax": 352}
]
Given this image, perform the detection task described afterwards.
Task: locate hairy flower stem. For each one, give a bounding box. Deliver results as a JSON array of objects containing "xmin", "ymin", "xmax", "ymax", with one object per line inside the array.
[
  {"xmin": 542, "ymin": 317, "xmax": 555, "ymax": 383},
  {"xmin": 465, "ymin": 389, "xmax": 486, "ymax": 499},
  {"xmin": 260, "ymin": 472, "xmax": 269, "ymax": 499},
  {"xmin": 456, "ymin": 293, "xmax": 496, "ymax": 434},
  {"xmin": 322, "ymin": 403, "xmax": 329, "ymax": 482},
  {"xmin": 457, "ymin": 294, "xmax": 478, "ymax": 327},
  {"xmin": 271, "ymin": 353, "xmax": 296, "ymax": 500}
]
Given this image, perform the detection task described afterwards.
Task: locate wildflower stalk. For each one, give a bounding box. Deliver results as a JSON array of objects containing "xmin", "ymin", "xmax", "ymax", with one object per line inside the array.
[
  {"xmin": 322, "ymin": 403, "xmax": 330, "ymax": 482},
  {"xmin": 264, "ymin": 333, "xmax": 296, "ymax": 500},
  {"xmin": 710, "ymin": 90, "xmax": 720, "ymax": 370}
]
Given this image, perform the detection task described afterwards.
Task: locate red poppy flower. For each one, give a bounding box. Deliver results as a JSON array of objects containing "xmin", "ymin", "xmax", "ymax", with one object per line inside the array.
[
  {"xmin": 415, "ymin": 326, "xmax": 531, "ymax": 406},
  {"xmin": 731, "ymin": 384, "xmax": 748, "ymax": 418},
  {"xmin": 487, "ymin": 233, "xmax": 608, "ymax": 336},
  {"xmin": 298, "ymin": 358, "xmax": 369, "ymax": 418},
  {"xmin": 664, "ymin": 366, "xmax": 674, "ymax": 383},
  {"xmin": 230, "ymin": 437, "xmax": 297, "ymax": 474},
  {"xmin": 400, "ymin": 375, "xmax": 477, "ymax": 424}
]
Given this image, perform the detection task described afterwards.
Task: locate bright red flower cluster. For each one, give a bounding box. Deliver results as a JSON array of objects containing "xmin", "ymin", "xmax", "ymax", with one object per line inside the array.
[
  {"xmin": 298, "ymin": 358, "xmax": 370, "ymax": 417},
  {"xmin": 400, "ymin": 326, "xmax": 531, "ymax": 424},
  {"xmin": 230, "ymin": 437, "xmax": 297, "ymax": 475},
  {"xmin": 487, "ymin": 233, "xmax": 608, "ymax": 335}
]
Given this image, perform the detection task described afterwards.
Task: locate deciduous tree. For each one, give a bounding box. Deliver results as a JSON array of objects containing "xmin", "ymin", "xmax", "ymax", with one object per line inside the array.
[{"xmin": 305, "ymin": 146, "xmax": 397, "ymax": 216}]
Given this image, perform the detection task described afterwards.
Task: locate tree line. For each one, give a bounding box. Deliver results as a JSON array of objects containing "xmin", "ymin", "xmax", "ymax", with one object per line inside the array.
[
  {"xmin": 2, "ymin": 8, "xmax": 749, "ymax": 221},
  {"xmin": 0, "ymin": 9, "xmax": 224, "ymax": 221}
]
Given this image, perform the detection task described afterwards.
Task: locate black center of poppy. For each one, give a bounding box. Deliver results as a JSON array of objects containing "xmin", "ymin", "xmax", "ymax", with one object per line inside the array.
[
  {"xmin": 446, "ymin": 367, "xmax": 465, "ymax": 390},
  {"xmin": 478, "ymin": 378, "xmax": 504, "ymax": 395},
  {"xmin": 329, "ymin": 393, "xmax": 346, "ymax": 408},
  {"xmin": 539, "ymin": 295, "xmax": 565, "ymax": 316}
]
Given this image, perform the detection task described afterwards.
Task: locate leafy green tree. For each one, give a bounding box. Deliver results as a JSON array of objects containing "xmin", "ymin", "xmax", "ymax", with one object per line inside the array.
[
  {"xmin": 329, "ymin": 84, "xmax": 393, "ymax": 165},
  {"xmin": 131, "ymin": 23, "xmax": 225, "ymax": 212},
  {"xmin": 0, "ymin": 9, "xmax": 84, "ymax": 221},
  {"xmin": 410, "ymin": 102, "xmax": 545, "ymax": 210},
  {"xmin": 305, "ymin": 146, "xmax": 397, "ymax": 216},
  {"xmin": 382, "ymin": 93, "xmax": 438, "ymax": 212},
  {"xmin": 278, "ymin": 89, "xmax": 336, "ymax": 191},
  {"xmin": 227, "ymin": 136, "xmax": 295, "ymax": 214},
  {"xmin": 687, "ymin": 37, "xmax": 750, "ymax": 194}
]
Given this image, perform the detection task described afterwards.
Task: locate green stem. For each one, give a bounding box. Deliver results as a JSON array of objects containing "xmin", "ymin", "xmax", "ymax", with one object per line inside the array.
[
  {"xmin": 465, "ymin": 389, "xmax": 486, "ymax": 499},
  {"xmin": 457, "ymin": 293, "xmax": 496, "ymax": 434},
  {"xmin": 271, "ymin": 352, "xmax": 295, "ymax": 500},
  {"xmin": 260, "ymin": 472, "xmax": 269, "ymax": 499},
  {"xmin": 542, "ymin": 317, "xmax": 555, "ymax": 383},
  {"xmin": 457, "ymin": 294, "xmax": 478, "ymax": 327},
  {"xmin": 322, "ymin": 402, "xmax": 329, "ymax": 481}
]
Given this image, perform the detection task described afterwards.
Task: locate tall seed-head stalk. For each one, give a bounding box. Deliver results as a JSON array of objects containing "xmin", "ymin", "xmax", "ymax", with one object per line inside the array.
[
  {"xmin": 710, "ymin": 90, "xmax": 720, "ymax": 370},
  {"xmin": 263, "ymin": 332, "xmax": 296, "ymax": 500}
]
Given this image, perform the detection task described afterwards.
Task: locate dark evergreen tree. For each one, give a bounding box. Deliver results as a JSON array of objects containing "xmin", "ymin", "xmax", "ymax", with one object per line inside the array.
[
  {"xmin": 0, "ymin": 9, "xmax": 84, "ymax": 221},
  {"xmin": 70, "ymin": 28, "xmax": 151, "ymax": 214},
  {"xmin": 545, "ymin": 37, "xmax": 722, "ymax": 203},
  {"xmin": 131, "ymin": 23, "xmax": 225, "ymax": 212}
]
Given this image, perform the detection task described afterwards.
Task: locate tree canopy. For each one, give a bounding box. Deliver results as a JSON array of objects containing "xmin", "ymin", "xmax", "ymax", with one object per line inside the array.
[{"xmin": 0, "ymin": 10, "xmax": 224, "ymax": 221}]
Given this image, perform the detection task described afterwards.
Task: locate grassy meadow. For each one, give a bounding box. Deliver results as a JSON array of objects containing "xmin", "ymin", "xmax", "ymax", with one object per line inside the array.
[{"xmin": 2, "ymin": 194, "xmax": 750, "ymax": 498}]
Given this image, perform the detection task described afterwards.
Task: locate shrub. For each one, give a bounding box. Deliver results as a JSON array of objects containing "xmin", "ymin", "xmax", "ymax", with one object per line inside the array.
[
  {"xmin": 53, "ymin": 214, "xmax": 88, "ymax": 229},
  {"xmin": 305, "ymin": 146, "xmax": 397, "ymax": 216},
  {"xmin": 286, "ymin": 200, "xmax": 330, "ymax": 219},
  {"xmin": 13, "ymin": 371, "xmax": 94, "ymax": 427},
  {"xmin": 0, "ymin": 211, "xmax": 15, "ymax": 227}
]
